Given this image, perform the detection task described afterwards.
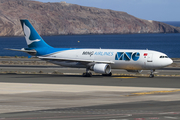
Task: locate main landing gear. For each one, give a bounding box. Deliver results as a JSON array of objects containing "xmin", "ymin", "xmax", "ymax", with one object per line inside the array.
[
  {"xmin": 82, "ymin": 72, "xmax": 92, "ymax": 77},
  {"xmin": 83, "ymin": 72, "xmax": 112, "ymax": 77},
  {"xmin": 82, "ymin": 67, "xmax": 112, "ymax": 77},
  {"xmin": 82, "ymin": 68, "xmax": 92, "ymax": 77},
  {"xmin": 149, "ymin": 69, "xmax": 155, "ymax": 78}
]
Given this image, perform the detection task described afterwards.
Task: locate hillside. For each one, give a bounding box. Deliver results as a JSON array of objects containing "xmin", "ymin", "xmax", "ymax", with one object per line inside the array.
[{"xmin": 0, "ymin": 0, "xmax": 180, "ymax": 36}]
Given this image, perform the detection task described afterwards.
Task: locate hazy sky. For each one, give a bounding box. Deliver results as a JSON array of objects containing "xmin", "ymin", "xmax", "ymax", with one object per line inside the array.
[{"xmin": 35, "ymin": 0, "xmax": 180, "ymax": 21}]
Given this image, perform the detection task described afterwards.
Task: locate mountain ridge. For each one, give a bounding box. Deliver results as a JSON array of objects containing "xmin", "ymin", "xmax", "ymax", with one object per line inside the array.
[{"xmin": 0, "ymin": 0, "xmax": 180, "ymax": 36}]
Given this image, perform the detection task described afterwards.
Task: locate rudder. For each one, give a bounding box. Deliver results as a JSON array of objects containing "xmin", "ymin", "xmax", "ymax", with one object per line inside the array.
[{"xmin": 20, "ymin": 20, "xmax": 52, "ymax": 49}]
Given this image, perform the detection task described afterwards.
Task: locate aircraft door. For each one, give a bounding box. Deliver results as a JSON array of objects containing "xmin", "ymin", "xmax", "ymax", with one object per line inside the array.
[
  {"xmin": 144, "ymin": 53, "xmax": 154, "ymax": 69},
  {"xmin": 147, "ymin": 53, "xmax": 153, "ymax": 62}
]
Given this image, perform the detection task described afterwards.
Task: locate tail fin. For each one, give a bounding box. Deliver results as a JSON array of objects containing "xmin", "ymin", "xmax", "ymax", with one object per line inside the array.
[{"xmin": 20, "ymin": 20, "xmax": 52, "ymax": 49}]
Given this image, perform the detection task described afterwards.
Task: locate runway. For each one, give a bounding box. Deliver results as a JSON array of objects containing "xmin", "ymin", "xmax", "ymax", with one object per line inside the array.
[
  {"xmin": 1, "ymin": 65, "xmax": 180, "ymax": 77},
  {"xmin": 0, "ymin": 73, "xmax": 180, "ymax": 120},
  {"xmin": 1, "ymin": 101, "xmax": 180, "ymax": 120},
  {"xmin": 1, "ymin": 73, "xmax": 180, "ymax": 88},
  {"xmin": 0, "ymin": 59, "xmax": 180, "ymax": 120}
]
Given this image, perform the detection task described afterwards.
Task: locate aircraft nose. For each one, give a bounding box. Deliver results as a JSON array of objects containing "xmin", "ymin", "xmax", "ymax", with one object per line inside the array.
[
  {"xmin": 156, "ymin": 57, "xmax": 173, "ymax": 68},
  {"xmin": 168, "ymin": 58, "xmax": 173, "ymax": 65},
  {"xmin": 164, "ymin": 58, "xmax": 173, "ymax": 66}
]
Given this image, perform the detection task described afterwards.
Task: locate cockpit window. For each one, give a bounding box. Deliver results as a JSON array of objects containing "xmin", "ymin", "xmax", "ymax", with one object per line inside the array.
[
  {"xmin": 160, "ymin": 56, "xmax": 168, "ymax": 58},
  {"xmin": 160, "ymin": 56, "xmax": 164, "ymax": 58}
]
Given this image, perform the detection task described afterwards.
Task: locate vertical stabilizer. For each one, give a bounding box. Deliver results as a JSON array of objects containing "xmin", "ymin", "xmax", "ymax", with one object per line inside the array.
[{"xmin": 20, "ymin": 20, "xmax": 52, "ymax": 49}]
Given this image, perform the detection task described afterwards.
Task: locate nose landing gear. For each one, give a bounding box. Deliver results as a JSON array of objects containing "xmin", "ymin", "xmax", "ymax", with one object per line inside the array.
[{"xmin": 149, "ymin": 69, "xmax": 155, "ymax": 78}]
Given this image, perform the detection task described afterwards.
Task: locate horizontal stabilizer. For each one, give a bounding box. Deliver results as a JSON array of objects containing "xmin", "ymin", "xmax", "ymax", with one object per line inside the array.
[
  {"xmin": 39, "ymin": 57, "xmax": 114, "ymax": 64},
  {"xmin": 5, "ymin": 48, "xmax": 36, "ymax": 53},
  {"xmin": 5, "ymin": 48, "xmax": 37, "ymax": 55}
]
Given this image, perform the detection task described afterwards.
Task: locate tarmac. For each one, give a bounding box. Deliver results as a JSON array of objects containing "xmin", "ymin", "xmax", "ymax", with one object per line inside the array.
[{"xmin": 0, "ymin": 58, "xmax": 180, "ymax": 120}]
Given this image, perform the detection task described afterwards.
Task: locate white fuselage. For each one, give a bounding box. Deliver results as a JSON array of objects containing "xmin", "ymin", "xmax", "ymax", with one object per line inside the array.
[{"xmin": 45, "ymin": 49, "xmax": 173, "ymax": 70}]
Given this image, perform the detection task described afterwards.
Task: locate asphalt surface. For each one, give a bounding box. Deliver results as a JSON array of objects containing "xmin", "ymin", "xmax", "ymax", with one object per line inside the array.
[
  {"xmin": 0, "ymin": 73, "xmax": 180, "ymax": 120},
  {"xmin": 0, "ymin": 64, "xmax": 180, "ymax": 120},
  {"xmin": 1, "ymin": 101, "xmax": 180, "ymax": 120},
  {"xmin": 0, "ymin": 74, "xmax": 180, "ymax": 88}
]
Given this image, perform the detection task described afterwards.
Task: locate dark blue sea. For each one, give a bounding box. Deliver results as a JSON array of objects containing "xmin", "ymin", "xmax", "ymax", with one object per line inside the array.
[
  {"xmin": 0, "ymin": 21, "xmax": 180, "ymax": 58},
  {"xmin": 162, "ymin": 21, "xmax": 180, "ymax": 27}
]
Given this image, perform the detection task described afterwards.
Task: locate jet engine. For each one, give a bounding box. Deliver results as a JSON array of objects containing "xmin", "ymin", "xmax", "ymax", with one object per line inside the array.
[{"xmin": 91, "ymin": 64, "xmax": 111, "ymax": 74}]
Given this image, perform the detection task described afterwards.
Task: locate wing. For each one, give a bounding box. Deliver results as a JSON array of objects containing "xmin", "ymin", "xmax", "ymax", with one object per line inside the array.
[{"xmin": 39, "ymin": 57, "xmax": 114, "ymax": 64}]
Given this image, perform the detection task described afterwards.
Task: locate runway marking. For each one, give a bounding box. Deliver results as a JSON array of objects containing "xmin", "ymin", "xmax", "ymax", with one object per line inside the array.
[
  {"xmin": 164, "ymin": 116, "xmax": 178, "ymax": 119},
  {"xmin": 2, "ymin": 82, "xmax": 176, "ymax": 94},
  {"xmin": 148, "ymin": 117, "xmax": 159, "ymax": 119},
  {"xmin": 113, "ymin": 77, "xmax": 137, "ymax": 79},
  {"xmin": 159, "ymin": 112, "xmax": 180, "ymax": 115},
  {"xmin": 126, "ymin": 89, "xmax": 180, "ymax": 96},
  {"xmin": 0, "ymin": 114, "xmax": 132, "ymax": 120}
]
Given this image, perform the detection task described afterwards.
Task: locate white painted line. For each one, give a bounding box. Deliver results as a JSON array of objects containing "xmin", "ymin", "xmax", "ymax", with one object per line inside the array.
[
  {"xmin": 164, "ymin": 116, "xmax": 178, "ymax": 119},
  {"xmin": 0, "ymin": 82, "xmax": 179, "ymax": 94}
]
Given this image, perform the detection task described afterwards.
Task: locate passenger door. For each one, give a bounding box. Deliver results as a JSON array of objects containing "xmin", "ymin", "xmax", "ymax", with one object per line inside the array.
[{"xmin": 147, "ymin": 53, "xmax": 153, "ymax": 62}]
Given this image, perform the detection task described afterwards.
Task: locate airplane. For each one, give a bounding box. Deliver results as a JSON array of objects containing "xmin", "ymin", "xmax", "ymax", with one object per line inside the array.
[{"xmin": 6, "ymin": 20, "xmax": 173, "ymax": 78}]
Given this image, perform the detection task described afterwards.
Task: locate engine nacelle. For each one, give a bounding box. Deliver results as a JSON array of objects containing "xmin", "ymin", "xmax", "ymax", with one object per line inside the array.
[
  {"xmin": 127, "ymin": 70, "xmax": 143, "ymax": 73},
  {"xmin": 92, "ymin": 64, "xmax": 111, "ymax": 74}
]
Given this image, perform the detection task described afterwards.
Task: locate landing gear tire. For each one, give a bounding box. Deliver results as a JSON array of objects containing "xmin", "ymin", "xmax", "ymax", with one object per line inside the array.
[
  {"xmin": 149, "ymin": 74, "xmax": 154, "ymax": 78},
  {"xmin": 82, "ymin": 72, "xmax": 92, "ymax": 77},
  {"xmin": 82, "ymin": 73, "xmax": 86, "ymax": 77},
  {"xmin": 149, "ymin": 69, "xmax": 155, "ymax": 78},
  {"xmin": 87, "ymin": 72, "xmax": 92, "ymax": 77},
  {"xmin": 102, "ymin": 72, "xmax": 112, "ymax": 76}
]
